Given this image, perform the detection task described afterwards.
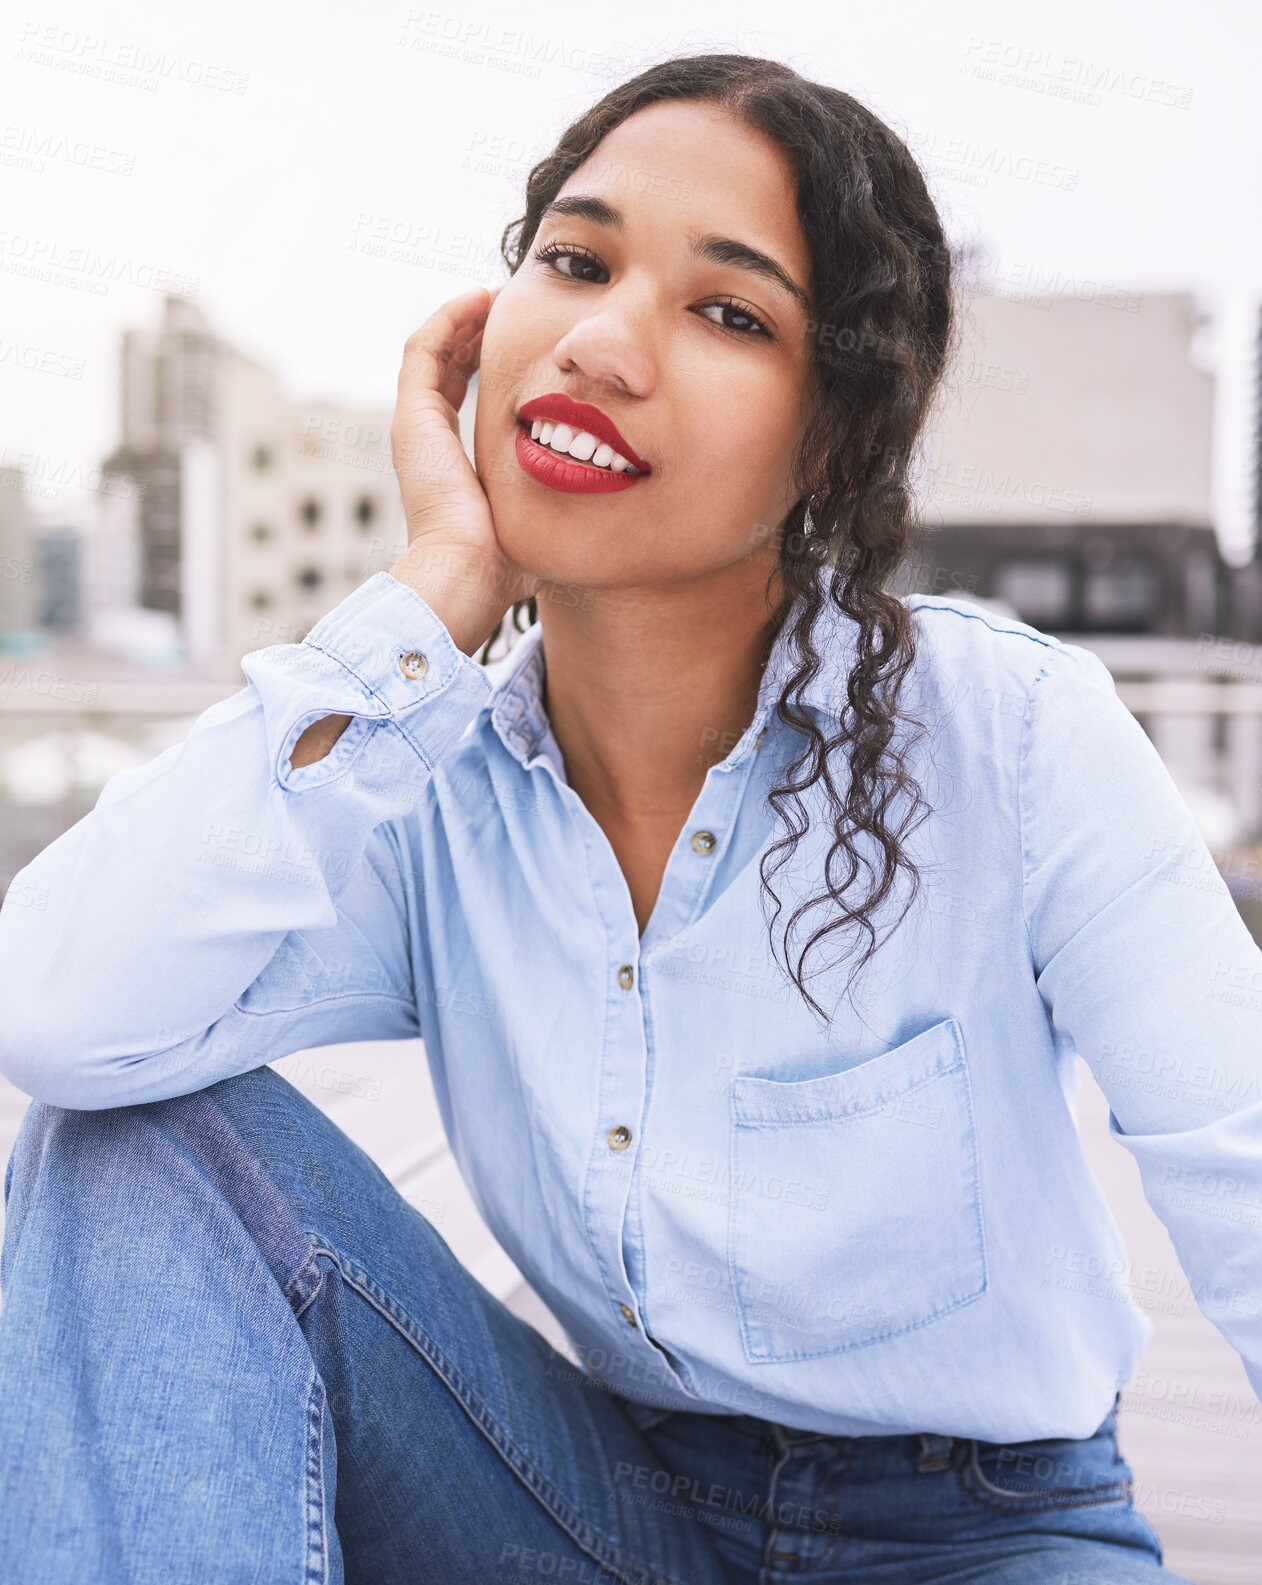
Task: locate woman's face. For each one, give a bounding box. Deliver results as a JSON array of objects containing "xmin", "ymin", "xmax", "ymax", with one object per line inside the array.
[{"xmin": 473, "ymin": 99, "xmax": 817, "ymax": 596}]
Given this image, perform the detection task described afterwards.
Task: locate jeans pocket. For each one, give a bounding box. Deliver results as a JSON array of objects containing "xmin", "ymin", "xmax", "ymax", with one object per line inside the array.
[
  {"xmin": 726, "ymin": 1015, "xmax": 987, "ymax": 1363},
  {"xmin": 959, "ymin": 1418, "xmax": 1134, "ymax": 1513}
]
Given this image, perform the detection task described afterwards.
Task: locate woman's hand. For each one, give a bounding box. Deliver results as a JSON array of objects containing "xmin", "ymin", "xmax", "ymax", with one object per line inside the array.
[{"xmin": 388, "ymin": 284, "xmax": 536, "ymax": 655}]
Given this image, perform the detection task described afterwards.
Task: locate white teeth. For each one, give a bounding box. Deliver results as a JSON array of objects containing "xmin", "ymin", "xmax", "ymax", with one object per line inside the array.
[{"xmin": 525, "ymin": 418, "xmax": 644, "ymax": 474}]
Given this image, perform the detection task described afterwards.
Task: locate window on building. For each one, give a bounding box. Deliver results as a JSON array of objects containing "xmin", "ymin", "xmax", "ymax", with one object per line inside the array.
[
  {"xmin": 1213, "ymin": 709, "xmax": 1229, "ymax": 756},
  {"xmin": 993, "ymin": 557, "xmax": 1074, "ymax": 626},
  {"xmin": 1082, "ymin": 561, "xmax": 1160, "ymax": 631},
  {"xmin": 297, "ymin": 567, "xmax": 323, "ymax": 591},
  {"xmin": 249, "ymin": 522, "xmax": 273, "ymax": 543},
  {"xmin": 299, "ymin": 498, "xmax": 322, "ymax": 528},
  {"xmin": 355, "ymin": 495, "xmax": 376, "ymax": 527},
  {"xmin": 252, "ymin": 444, "xmax": 273, "ymax": 471}
]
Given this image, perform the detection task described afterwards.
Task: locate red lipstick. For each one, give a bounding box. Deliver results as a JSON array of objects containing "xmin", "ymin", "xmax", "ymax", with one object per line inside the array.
[{"xmin": 514, "ymin": 391, "xmax": 652, "ymax": 495}]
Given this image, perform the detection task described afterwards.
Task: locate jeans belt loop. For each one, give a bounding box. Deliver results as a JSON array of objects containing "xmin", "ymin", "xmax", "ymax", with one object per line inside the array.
[{"xmin": 916, "ymin": 1431, "xmax": 954, "ymax": 1471}]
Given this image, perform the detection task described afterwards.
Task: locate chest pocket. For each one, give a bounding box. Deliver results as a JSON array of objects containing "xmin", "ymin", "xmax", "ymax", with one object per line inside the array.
[{"xmin": 727, "ymin": 1015, "xmax": 987, "ymax": 1363}]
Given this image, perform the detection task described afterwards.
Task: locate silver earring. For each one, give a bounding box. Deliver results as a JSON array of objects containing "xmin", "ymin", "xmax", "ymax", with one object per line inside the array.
[{"xmin": 802, "ymin": 496, "xmax": 818, "ymax": 537}]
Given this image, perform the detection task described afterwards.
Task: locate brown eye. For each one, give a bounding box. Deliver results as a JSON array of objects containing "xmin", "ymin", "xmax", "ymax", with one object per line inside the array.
[
  {"xmin": 698, "ymin": 300, "xmax": 772, "ymax": 339},
  {"xmin": 531, "ymin": 243, "xmax": 773, "ymax": 341},
  {"xmin": 533, "ymin": 242, "xmax": 607, "ymax": 284}
]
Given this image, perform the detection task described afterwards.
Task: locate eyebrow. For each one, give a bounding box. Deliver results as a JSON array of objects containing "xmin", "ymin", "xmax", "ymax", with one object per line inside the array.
[{"xmin": 536, "ymin": 194, "xmax": 811, "ymax": 313}]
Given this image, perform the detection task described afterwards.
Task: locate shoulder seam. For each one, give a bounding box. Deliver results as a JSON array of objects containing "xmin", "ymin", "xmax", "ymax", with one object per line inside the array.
[{"xmin": 907, "ymin": 597, "xmax": 1064, "ymax": 653}]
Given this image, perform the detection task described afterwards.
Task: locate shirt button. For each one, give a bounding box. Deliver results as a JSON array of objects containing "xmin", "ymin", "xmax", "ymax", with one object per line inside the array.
[
  {"xmin": 690, "ymin": 829, "xmax": 717, "ymax": 855},
  {"xmin": 619, "ymin": 1304, "xmax": 638, "ymax": 1328},
  {"xmin": 617, "ymin": 964, "xmax": 635, "ymax": 990},
  {"xmin": 398, "ymin": 650, "xmax": 429, "ymax": 679},
  {"xmin": 607, "ymin": 1124, "xmax": 632, "ymax": 1151}
]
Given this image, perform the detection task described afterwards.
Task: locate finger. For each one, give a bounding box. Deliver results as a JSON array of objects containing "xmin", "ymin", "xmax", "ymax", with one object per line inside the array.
[
  {"xmin": 441, "ymin": 326, "xmax": 488, "ymax": 409},
  {"xmin": 449, "ymin": 286, "xmax": 501, "ymax": 369},
  {"xmin": 441, "ymin": 285, "xmax": 502, "ymax": 406},
  {"xmin": 398, "ymin": 287, "xmax": 494, "ymax": 398}
]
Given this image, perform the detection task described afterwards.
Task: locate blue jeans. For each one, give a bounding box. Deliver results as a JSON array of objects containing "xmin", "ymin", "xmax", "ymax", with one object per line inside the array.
[{"xmin": 0, "ymin": 1064, "xmax": 1191, "ymax": 1584}]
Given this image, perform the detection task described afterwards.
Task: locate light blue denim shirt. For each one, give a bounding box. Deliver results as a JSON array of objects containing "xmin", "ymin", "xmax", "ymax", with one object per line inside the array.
[{"xmin": 3, "ymin": 568, "xmax": 1261, "ymax": 1444}]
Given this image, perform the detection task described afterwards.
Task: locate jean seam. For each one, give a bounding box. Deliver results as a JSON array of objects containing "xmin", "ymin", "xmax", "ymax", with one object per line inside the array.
[
  {"xmin": 286, "ymin": 1249, "xmax": 327, "ymax": 1322},
  {"xmin": 309, "ymin": 1240, "xmax": 701, "ymax": 1585},
  {"xmin": 304, "ymin": 1370, "xmax": 331, "ymax": 1584}
]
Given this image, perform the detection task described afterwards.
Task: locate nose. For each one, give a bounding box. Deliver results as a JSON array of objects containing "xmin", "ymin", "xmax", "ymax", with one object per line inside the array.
[{"xmin": 550, "ymin": 307, "xmax": 653, "ymax": 407}]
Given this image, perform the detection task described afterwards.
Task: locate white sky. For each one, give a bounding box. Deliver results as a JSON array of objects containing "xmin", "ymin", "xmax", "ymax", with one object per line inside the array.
[{"xmin": 1, "ymin": 0, "xmax": 1258, "ymax": 551}]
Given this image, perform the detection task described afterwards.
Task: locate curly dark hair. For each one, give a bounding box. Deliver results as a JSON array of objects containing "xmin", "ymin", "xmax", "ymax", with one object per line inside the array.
[{"xmin": 477, "ymin": 51, "xmax": 959, "ymax": 1025}]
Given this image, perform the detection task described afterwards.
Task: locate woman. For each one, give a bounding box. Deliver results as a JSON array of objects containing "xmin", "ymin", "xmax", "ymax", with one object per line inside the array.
[{"xmin": 0, "ymin": 51, "xmax": 1254, "ymax": 1585}]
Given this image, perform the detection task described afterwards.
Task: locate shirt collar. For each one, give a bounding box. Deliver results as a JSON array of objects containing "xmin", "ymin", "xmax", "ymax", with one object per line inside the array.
[
  {"xmin": 483, "ymin": 623, "xmax": 552, "ymax": 769},
  {"xmin": 479, "ymin": 578, "xmax": 862, "ymax": 772}
]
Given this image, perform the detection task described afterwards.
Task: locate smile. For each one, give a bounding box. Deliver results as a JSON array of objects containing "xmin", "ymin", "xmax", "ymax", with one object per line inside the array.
[
  {"xmin": 526, "ymin": 418, "xmax": 642, "ymax": 474},
  {"xmin": 514, "ymin": 424, "xmax": 648, "ymax": 494},
  {"xmin": 513, "ymin": 391, "xmax": 652, "ymax": 496}
]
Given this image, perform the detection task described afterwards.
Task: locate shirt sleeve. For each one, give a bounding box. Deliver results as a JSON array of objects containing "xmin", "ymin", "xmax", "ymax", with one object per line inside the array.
[
  {"xmin": 1020, "ymin": 638, "xmax": 1262, "ymax": 1403},
  {"xmin": 0, "ymin": 571, "xmax": 493, "ymax": 1110}
]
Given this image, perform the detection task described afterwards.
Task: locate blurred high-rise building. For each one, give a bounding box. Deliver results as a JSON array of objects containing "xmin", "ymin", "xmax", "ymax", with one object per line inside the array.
[
  {"xmin": 905, "ymin": 289, "xmax": 1254, "ymax": 637},
  {"xmin": 902, "ymin": 287, "xmax": 1262, "ymax": 845},
  {"xmin": 98, "ymin": 296, "xmax": 407, "ymax": 678},
  {"xmin": 34, "ymin": 531, "xmax": 80, "ymax": 633},
  {"xmin": 0, "ymin": 467, "xmax": 40, "ymax": 643}
]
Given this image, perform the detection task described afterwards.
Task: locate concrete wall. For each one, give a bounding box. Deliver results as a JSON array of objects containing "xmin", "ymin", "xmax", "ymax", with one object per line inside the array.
[{"xmin": 921, "ymin": 290, "xmax": 1215, "ymax": 529}]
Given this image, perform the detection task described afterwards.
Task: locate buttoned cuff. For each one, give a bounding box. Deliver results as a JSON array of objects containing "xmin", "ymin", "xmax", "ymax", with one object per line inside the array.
[{"xmin": 240, "ymin": 571, "xmax": 494, "ymax": 793}]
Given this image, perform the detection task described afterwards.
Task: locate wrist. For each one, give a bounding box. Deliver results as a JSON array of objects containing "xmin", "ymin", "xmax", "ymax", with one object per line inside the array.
[{"xmin": 386, "ymin": 550, "xmax": 506, "ymax": 657}]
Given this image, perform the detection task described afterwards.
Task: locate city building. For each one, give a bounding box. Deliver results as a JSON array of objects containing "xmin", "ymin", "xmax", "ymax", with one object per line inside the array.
[
  {"xmin": 0, "ymin": 466, "xmax": 40, "ymax": 645},
  {"xmin": 897, "ymin": 288, "xmax": 1262, "ymax": 845},
  {"xmin": 98, "ymin": 296, "xmax": 407, "ymax": 677},
  {"xmin": 34, "ymin": 531, "xmax": 80, "ymax": 633},
  {"xmin": 901, "ymin": 288, "xmax": 1258, "ymax": 634},
  {"xmin": 216, "ymin": 353, "xmax": 405, "ymax": 667}
]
